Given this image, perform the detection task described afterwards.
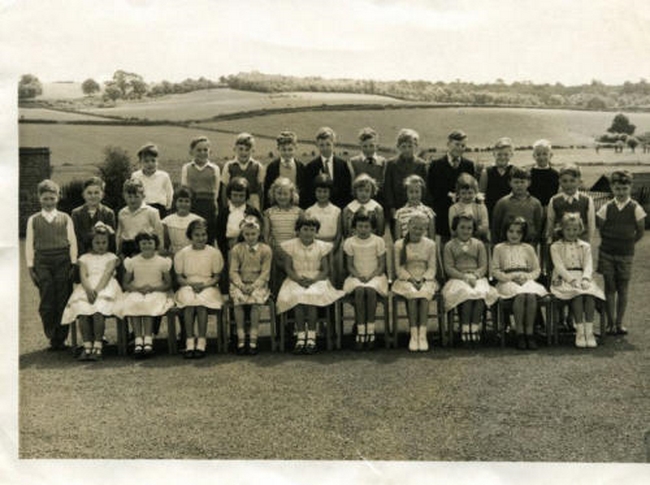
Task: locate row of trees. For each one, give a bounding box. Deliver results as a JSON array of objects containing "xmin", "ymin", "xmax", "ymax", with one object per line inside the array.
[{"xmin": 18, "ymin": 70, "xmax": 650, "ymax": 110}]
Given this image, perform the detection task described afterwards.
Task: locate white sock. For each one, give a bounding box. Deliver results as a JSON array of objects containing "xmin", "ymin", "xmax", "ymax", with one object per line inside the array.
[
  {"xmin": 297, "ymin": 331, "xmax": 306, "ymax": 342},
  {"xmin": 307, "ymin": 330, "xmax": 316, "ymax": 341},
  {"xmin": 357, "ymin": 324, "xmax": 366, "ymax": 342},
  {"xmin": 93, "ymin": 340, "xmax": 103, "ymax": 350},
  {"xmin": 186, "ymin": 338, "xmax": 196, "ymax": 351},
  {"xmin": 196, "ymin": 337, "xmax": 207, "ymax": 351},
  {"xmin": 367, "ymin": 323, "xmax": 375, "ymax": 341},
  {"xmin": 134, "ymin": 337, "xmax": 144, "ymax": 347},
  {"xmin": 143, "ymin": 336, "xmax": 153, "ymax": 346}
]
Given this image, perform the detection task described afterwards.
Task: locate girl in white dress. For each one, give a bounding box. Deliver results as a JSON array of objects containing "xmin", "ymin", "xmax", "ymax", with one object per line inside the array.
[
  {"xmin": 62, "ymin": 223, "xmax": 122, "ymax": 361},
  {"xmin": 162, "ymin": 186, "xmax": 204, "ymax": 255},
  {"xmin": 174, "ymin": 219, "xmax": 224, "ymax": 358},
  {"xmin": 394, "ymin": 175, "xmax": 436, "ymax": 240},
  {"xmin": 276, "ymin": 215, "xmax": 345, "ymax": 354},
  {"xmin": 305, "ymin": 173, "xmax": 343, "ymax": 287},
  {"xmin": 342, "ymin": 174, "xmax": 385, "ymax": 237},
  {"xmin": 392, "ymin": 212, "xmax": 438, "ymax": 352},
  {"xmin": 442, "ymin": 215, "xmax": 498, "ymax": 343},
  {"xmin": 550, "ymin": 213, "xmax": 605, "ymax": 348},
  {"xmin": 120, "ymin": 231, "xmax": 173, "ymax": 358},
  {"xmin": 342, "ymin": 211, "xmax": 388, "ymax": 350},
  {"xmin": 492, "ymin": 216, "xmax": 548, "ymax": 350}
]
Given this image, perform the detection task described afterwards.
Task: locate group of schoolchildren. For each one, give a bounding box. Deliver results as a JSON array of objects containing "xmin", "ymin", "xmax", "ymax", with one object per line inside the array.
[{"xmin": 25, "ymin": 126, "xmax": 646, "ymax": 361}]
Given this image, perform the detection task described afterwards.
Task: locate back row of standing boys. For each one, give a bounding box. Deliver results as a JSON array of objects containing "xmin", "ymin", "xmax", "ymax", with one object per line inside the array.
[{"xmin": 26, "ymin": 127, "xmax": 646, "ymax": 358}]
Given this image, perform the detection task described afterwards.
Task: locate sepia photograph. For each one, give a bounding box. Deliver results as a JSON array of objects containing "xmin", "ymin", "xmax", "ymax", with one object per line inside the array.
[{"xmin": 2, "ymin": 0, "xmax": 650, "ymax": 483}]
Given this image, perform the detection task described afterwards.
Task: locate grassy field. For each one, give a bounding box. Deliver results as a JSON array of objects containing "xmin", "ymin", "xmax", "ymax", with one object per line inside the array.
[
  {"xmin": 18, "ymin": 107, "xmax": 108, "ymax": 121},
  {"xmin": 74, "ymin": 89, "xmax": 407, "ymax": 121},
  {"xmin": 17, "ymin": 237, "xmax": 650, "ymax": 461},
  {"xmin": 197, "ymin": 107, "xmax": 650, "ymax": 148},
  {"xmin": 19, "ymin": 120, "xmax": 650, "ymax": 190}
]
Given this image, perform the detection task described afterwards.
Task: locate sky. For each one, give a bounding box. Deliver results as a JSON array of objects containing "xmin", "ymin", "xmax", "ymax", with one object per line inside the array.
[{"xmin": 1, "ymin": 0, "xmax": 650, "ymax": 86}]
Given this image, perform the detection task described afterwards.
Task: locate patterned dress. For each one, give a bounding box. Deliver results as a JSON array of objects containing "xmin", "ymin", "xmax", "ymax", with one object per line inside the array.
[
  {"xmin": 441, "ymin": 238, "xmax": 498, "ymax": 311},
  {"xmin": 229, "ymin": 242, "xmax": 272, "ymax": 305},
  {"xmin": 550, "ymin": 239, "xmax": 604, "ymax": 300},
  {"xmin": 491, "ymin": 242, "xmax": 548, "ymax": 298}
]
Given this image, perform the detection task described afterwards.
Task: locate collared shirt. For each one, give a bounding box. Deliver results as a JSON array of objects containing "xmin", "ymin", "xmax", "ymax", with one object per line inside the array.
[
  {"xmin": 226, "ymin": 202, "xmax": 247, "ymax": 239},
  {"xmin": 546, "ymin": 191, "xmax": 596, "ymax": 241},
  {"xmin": 222, "ymin": 158, "xmax": 265, "ymax": 187},
  {"xmin": 597, "ymin": 197, "xmax": 646, "ymax": 220},
  {"xmin": 447, "ymin": 153, "xmax": 461, "ymax": 168},
  {"xmin": 116, "ymin": 203, "xmax": 163, "ymax": 246},
  {"xmin": 279, "ymin": 158, "xmax": 297, "ymax": 184},
  {"xmin": 321, "ymin": 155, "xmax": 334, "ymax": 179},
  {"xmin": 131, "ymin": 169, "xmax": 174, "ymax": 209},
  {"xmin": 25, "ymin": 209, "xmax": 78, "ymax": 267}
]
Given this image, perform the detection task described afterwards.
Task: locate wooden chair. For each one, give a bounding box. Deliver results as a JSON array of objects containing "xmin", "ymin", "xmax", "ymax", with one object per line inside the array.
[
  {"xmin": 69, "ymin": 315, "xmax": 128, "ymax": 356},
  {"xmin": 390, "ymin": 291, "xmax": 447, "ymax": 348},
  {"xmin": 446, "ymin": 303, "xmax": 499, "ymax": 347},
  {"xmin": 338, "ymin": 292, "xmax": 391, "ymax": 349},
  {"xmin": 495, "ymin": 295, "xmax": 553, "ymax": 348},
  {"xmin": 277, "ymin": 303, "xmax": 340, "ymax": 352},
  {"xmin": 221, "ymin": 297, "xmax": 278, "ymax": 352},
  {"xmin": 550, "ymin": 297, "xmax": 607, "ymax": 345},
  {"xmin": 166, "ymin": 305, "xmax": 227, "ymax": 354}
]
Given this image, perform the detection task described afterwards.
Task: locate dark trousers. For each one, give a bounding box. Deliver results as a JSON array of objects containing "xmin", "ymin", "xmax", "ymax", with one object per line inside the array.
[
  {"xmin": 33, "ymin": 250, "xmax": 72, "ymax": 346},
  {"xmin": 192, "ymin": 198, "xmax": 217, "ymax": 246}
]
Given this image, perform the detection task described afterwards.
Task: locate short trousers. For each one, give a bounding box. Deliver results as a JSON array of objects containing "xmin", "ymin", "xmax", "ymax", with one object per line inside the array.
[{"xmin": 597, "ymin": 250, "xmax": 633, "ymax": 281}]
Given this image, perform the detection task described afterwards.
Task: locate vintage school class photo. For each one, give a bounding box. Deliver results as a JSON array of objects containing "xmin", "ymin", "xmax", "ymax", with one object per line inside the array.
[{"xmin": 7, "ymin": 1, "xmax": 650, "ymax": 482}]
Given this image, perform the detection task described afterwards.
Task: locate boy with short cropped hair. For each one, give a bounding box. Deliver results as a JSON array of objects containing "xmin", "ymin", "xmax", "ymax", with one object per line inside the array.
[
  {"xmin": 304, "ymin": 127, "xmax": 353, "ymax": 209},
  {"xmin": 131, "ymin": 143, "xmax": 174, "ymax": 218},
  {"xmin": 25, "ymin": 179, "xmax": 78, "ymax": 350},
  {"xmin": 384, "ymin": 128, "xmax": 428, "ymax": 236},
  {"xmin": 221, "ymin": 133, "xmax": 265, "ymax": 211},
  {"xmin": 116, "ymin": 178, "xmax": 164, "ymax": 259},
  {"xmin": 427, "ymin": 129, "xmax": 476, "ymax": 242},
  {"xmin": 529, "ymin": 139, "xmax": 559, "ymax": 208},
  {"xmin": 263, "ymin": 131, "xmax": 308, "ymax": 209},
  {"xmin": 597, "ymin": 170, "xmax": 646, "ymax": 335},
  {"xmin": 491, "ymin": 167, "xmax": 543, "ymax": 245},
  {"xmin": 479, "ymin": 137, "xmax": 514, "ymax": 216},
  {"xmin": 71, "ymin": 176, "xmax": 116, "ymax": 254},
  {"xmin": 348, "ymin": 127, "xmax": 387, "ymax": 209}
]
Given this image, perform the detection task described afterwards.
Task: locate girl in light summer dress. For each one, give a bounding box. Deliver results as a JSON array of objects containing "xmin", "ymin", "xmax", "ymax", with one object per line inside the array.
[
  {"xmin": 392, "ymin": 212, "xmax": 438, "ymax": 352},
  {"xmin": 174, "ymin": 219, "xmax": 224, "ymax": 359},
  {"xmin": 62, "ymin": 223, "xmax": 122, "ymax": 361},
  {"xmin": 550, "ymin": 213, "xmax": 604, "ymax": 349},
  {"xmin": 442, "ymin": 215, "xmax": 497, "ymax": 343},
  {"xmin": 491, "ymin": 216, "xmax": 548, "ymax": 350},
  {"xmin": 276, "ymin": 215, "xmax": 345, "ymax": 354},
  {"xmin": 342, "ymin": 211, "xmax": 388, "ymax": 350}
]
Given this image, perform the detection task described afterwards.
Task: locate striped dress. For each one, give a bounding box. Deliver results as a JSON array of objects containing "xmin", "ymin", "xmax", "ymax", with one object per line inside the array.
[{"xmin": 264, "ymin": 205, "xmax": 302, "ymax": 249}]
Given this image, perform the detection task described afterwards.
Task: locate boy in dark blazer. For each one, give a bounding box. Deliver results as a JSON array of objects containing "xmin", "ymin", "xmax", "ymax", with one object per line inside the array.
[
  {"xmin": 304, "ymin": 127, "xmax": 352, "ymax": 209},
  {"xmin": 71, "ymin": 177, "xmax": 116, "ymax": 254},
  {"xmin": 263, "ymin": 131, "xmax": 307, "ymax": 209},
  {"xmin": 427, "ymin": 130, "xmax": 476, "ymax": 242}
]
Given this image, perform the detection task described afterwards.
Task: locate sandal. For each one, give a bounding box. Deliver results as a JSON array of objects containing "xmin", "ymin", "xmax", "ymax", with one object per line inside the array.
[
  {"xmin": 78, "ymin": 349, "xmax": 92, "ymax": 361},
  {"xmin": 91, "ymin": 348, "xmax": 103, "ymax": 361},
  {"xmin": 143, "ymin": 344, "xmax": 154, "ymax": 356}
]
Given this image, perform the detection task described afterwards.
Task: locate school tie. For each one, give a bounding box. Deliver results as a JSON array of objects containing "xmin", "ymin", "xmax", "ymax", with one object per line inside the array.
[{"xmin": 453, "ymin": 157, "xmax": 460, "ymax": 169}]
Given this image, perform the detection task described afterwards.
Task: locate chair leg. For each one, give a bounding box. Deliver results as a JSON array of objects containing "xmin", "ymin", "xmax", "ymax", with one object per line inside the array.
[
  {"xmin": 498, "ymin": 304, "xmax": 505, "ymax": 348},
  {"xmin": 269, "ymin": 301, "xmax": 278, "ymax": 352},
  {"xmin": 117, "ymin": 318, "xmax": 128, "ymax": 356},
  {"xmin": 335, "ymin": 301, "xmax": 342, "ymax": 350},
  {"xmin": 70, "ymin": 320, "xmax": 78, "ymax": 353},
  {"xmin": 279, "ymin": 313, "xmax": 286, "ymax": 353},
  {"xmin": 391, "ymin": 298, "xmax": 399, "ymax": 349},
  {"xmin": 383, "ymin": 298, "xmax": 391, "ymax": 349},
  {"xmin": 167, "ymin": 311, "xmax": 177, "ymax": 355},
  {"xmin": 325, "ymin": 306, "xmax": 333, "ymax": 351},
  {"xmin": 546, "ymin": 300, "xmax": 553, "ymax": 346}
]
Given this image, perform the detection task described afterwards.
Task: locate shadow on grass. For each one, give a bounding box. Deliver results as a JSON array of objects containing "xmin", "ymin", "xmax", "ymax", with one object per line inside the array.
[{"xmin": 19, "ymin": 332, "xmax": 638, "ymax": 370}]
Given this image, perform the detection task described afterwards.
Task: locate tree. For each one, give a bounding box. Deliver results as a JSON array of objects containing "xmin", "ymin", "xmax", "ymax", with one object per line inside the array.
[
  {"xmin": 81, "ymin": 78, "xmax": 100, "ymax": 96},
  {"xmin": 98, "ymin": 146, "xmax": 132, "ymax": 211},
  {"xmin": 102, "ymin": 82, "xmax": 122, "ymax": 102},
  {"xmin": 18, "ymin": 74, "xmax": 43, "ymax": 99},
  {"xmin": 111, "ymin": 70, "xmax": 148, "ymax": 99},
  {"xmin": 627, "ymin": 136, "xmax": 639, "ymax": 153},
  {"xmin": 607, "ymin": 113, "xmax": 636, "ymax": 135}
]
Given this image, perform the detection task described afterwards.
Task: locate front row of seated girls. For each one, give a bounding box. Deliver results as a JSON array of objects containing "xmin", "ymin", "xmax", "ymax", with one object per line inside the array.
[{"xmin": 62, "ymin": 208, "xmax": 605, "ymax": 360}]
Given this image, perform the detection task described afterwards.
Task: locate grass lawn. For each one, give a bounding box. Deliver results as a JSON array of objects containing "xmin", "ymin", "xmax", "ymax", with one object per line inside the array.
[{"xmin": 18, "ymin": 238, "xmax": 650, "ymax": 461}]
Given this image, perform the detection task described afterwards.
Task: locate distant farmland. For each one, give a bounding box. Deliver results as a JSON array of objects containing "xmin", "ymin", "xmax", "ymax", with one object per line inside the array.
[
  {"xmin": 76, "ymin": 89, "xmax": 408, "ymax": 121},
  {"xmin": 197, "ymin": 106, "xmax": 650, "ymax": 148}
]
